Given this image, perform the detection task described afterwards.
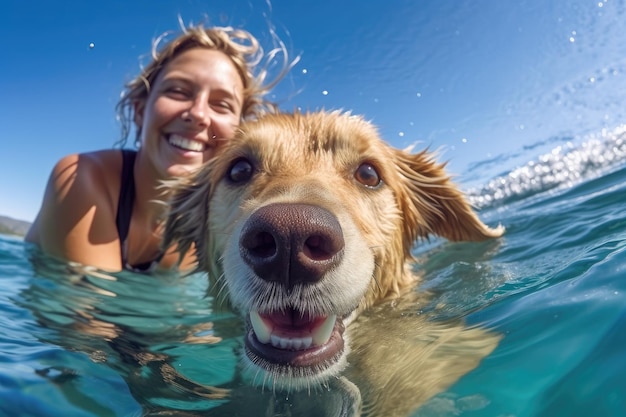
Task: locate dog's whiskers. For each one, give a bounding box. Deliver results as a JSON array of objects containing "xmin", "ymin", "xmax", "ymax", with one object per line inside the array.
[
  {"xmin": 214, "ymin": 275, "xmax": 228, "ymax": 300},
  {"xmin": 371, "ymin": 260, "xmax": 384, "ymax": 295},
  {"xmin": 254, "ymin": 367, "xmax": 268, "ymax": 393}
]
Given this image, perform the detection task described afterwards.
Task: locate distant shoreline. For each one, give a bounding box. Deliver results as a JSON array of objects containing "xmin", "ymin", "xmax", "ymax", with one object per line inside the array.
[{"xmin": 0, "ymin": 215, "xmax": 31, "ymax": 237}]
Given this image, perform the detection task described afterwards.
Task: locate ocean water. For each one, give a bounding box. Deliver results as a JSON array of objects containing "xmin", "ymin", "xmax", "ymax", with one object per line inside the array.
[{"xmin": 1, "ymin": 126, "xmax": 625, "ymax": 417}]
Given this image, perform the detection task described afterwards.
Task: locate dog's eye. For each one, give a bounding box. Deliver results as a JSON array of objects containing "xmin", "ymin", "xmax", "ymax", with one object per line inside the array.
[
  {"xmin": 354, "ymin": 163, "xmax": 381, "ymax": 188},
  {"xmin": 228, "ymin": 158, "xmax": 254, "ymax": 183}
]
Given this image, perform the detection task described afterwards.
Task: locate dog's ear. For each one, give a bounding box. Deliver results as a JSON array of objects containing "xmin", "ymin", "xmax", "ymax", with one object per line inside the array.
[
  {"xmin": 162, "ymin": 166, "xmax": 213, "ymax": 271},
  {"xmin": 391, "ymin": 148, "xmax": 504, "ymax": 247}
]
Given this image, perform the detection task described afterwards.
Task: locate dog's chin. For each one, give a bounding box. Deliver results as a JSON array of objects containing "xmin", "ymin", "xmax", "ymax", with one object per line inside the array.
[{"xmin": 242, "ymin": 311, "xmax": 349, "ymax": 391}]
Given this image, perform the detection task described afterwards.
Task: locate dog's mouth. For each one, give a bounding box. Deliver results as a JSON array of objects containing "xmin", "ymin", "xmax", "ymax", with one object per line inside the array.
[{"xmin": 246, "ymin": 308, "xmax": 344, "ymax": 368}]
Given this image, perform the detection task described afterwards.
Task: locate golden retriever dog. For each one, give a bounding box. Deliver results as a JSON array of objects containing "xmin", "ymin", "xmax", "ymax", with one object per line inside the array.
[{"xmin": 163, "ymin": 110, "xmax": 504, "ymax": 416}]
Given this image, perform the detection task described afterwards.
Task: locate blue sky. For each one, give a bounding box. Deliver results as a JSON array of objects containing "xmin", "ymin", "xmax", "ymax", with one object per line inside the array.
[{"xmin": 2, "ymin": 0, "xmax": 625, "ymax": 222}]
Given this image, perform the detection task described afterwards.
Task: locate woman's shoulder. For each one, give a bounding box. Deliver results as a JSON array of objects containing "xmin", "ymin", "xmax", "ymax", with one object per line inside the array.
[
  {"xmin": 49, "ymin": 149, "xmax": 125, "ymax": 197},
  {"xmin": 52, "ymin": 149, "xmax": 123, "ymax": 175},
  {"xmin": 26, "ymin": 149, "xmax": 130, "ymax": 268}
]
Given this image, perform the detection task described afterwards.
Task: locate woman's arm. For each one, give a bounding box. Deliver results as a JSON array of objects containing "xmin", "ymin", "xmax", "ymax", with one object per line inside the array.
[{"xmin": 26, "ymin": 151, "xmax": 124, "ymax": 271}]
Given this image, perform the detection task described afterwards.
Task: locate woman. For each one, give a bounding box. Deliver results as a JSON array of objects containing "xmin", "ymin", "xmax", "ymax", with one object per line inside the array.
[{"xmin": 26, "ymin": 23, "xmax": 292, "ymax": 273}]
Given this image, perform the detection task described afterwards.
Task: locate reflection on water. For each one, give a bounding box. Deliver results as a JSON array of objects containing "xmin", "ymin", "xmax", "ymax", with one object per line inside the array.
[
  {"xmin": 9, "ymin": 242, "xmax": 505, "ymax": 417},
  {"xmin": 19, "ymin": 254, "xmax": 241, "ymax": 414}
]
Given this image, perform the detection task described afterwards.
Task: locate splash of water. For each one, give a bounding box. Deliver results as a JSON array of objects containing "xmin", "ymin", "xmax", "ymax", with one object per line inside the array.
[{"xmin": 467, "ymin": 125, "xmax": 626, "ymax": 209}]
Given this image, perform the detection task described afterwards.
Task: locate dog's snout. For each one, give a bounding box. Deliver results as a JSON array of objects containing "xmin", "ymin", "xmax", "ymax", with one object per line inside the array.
[{"xmin": 240, "ymin": 203, "xmax": 345, "ymax": 288}]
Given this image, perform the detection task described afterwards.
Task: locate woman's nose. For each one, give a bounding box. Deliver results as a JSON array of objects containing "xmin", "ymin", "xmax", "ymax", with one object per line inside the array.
[{"xmin": 184, "ymin": 97, "xmax": 211, "ymax": 126}]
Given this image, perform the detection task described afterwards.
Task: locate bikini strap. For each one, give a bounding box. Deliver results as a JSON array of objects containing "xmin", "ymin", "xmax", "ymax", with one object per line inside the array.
[{"xmin": 116, "ymin": 149, "xmax": 137, "ymax": 266}]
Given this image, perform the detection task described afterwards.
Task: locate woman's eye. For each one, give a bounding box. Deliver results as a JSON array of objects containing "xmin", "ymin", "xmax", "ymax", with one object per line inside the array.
[
  {"xmin": 211, "ymin": 100, "xmax": 235, "ymax": 114},
  {"xmin": 354, "ymin": 163, "xmax": 381, "ymax": 188},
  {"xmin": 228, "ymin": 158, "xmax": 254, "ymax": 183},
  {"xmin": 165, "ymin": 88, "xmax": 190, "ymax": 99}
]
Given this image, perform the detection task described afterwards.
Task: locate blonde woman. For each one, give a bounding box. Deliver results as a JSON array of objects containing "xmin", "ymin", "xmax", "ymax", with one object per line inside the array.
[{"xmin": 26, "ymin": 23, "xmax": 292, "ymax": 272}]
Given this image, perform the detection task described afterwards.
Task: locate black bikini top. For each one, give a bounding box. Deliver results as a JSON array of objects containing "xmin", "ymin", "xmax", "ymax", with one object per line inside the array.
[{"xmin": 115, "ymin": 150, "xmax": 163, "ymax": 273}]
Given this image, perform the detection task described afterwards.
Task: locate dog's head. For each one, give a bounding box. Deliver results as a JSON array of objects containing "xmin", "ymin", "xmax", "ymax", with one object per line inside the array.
[{"xmin": 164, "ymin": 111, "xmax": 503, "ymax": 390}]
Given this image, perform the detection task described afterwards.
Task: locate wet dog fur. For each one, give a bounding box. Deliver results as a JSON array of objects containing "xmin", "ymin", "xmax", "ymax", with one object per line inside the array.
[{"xmin": 163, "ymin": 110, "xmax": 504, "ymax": 416}]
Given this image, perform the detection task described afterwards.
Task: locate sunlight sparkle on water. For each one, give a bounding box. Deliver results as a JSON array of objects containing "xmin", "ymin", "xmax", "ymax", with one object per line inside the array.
[{"xmin": 467, "ymin": 125, "xmax": 626, "ymax": 208}]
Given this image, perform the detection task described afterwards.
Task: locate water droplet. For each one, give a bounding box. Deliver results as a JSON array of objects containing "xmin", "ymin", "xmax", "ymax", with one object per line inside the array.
[
  {"xmin": 89, "ymin": 42, "xmax": 95, "ymax": 49},
  {"xmin": 322, "ymin": 90, "xmax": 328, "ymax": 96}
]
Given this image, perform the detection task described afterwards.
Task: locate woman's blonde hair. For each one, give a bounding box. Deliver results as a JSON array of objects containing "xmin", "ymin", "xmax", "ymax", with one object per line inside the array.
[{"xmin": 115, "ymin": 22, "xmax": 294, "ymax": 147}]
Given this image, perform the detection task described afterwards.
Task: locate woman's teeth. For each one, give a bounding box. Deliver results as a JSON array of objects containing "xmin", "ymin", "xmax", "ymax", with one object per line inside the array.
[{"xmin": 167, "ymin": 134, "xmax": 205, "ymax": 152}]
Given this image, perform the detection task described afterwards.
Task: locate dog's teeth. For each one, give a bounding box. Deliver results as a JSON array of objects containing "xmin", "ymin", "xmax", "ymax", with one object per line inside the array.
[
  {"xmin": 271, "ymin": 334, "xmax": 289, "ymax": 349},
  {"xmin": 268, "ymin": 334, "xmax": 313, "ymax": 350},
  {"xmin": 293, "ymin": 336, "xmax": 313, "ymax": 350},
  {"xmin": 292, "ymin": 338, "xmax": 303, "ymax": 350},
  {"xmin": 251, "ymin": 311, "xmax": 334, "ymax": 350},
  {"xmin": 312, "ymin": 315, "xmax": 337, "ymax": 346},
  {"xmin": 250, "ymin": 310, "xmax": 271, "ymax": 343},
  {"xmin": 301, "ymin": 337, "xmax": 313, "ymax": 349}
]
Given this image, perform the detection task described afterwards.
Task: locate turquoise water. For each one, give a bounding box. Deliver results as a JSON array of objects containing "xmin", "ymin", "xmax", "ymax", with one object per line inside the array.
[{"xmin": 1, "ymin": 127, "xmax": 625, "ymax": 417}]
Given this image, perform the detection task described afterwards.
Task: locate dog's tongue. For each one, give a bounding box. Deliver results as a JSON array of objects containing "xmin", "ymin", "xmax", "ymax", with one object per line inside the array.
[
  {"xmin": 250, "ymin": 309, "xmax": 336, "ymax": 350},
  {"xmin": 265, "ymin": 309, "xmax": 320, "ymax": 328}
]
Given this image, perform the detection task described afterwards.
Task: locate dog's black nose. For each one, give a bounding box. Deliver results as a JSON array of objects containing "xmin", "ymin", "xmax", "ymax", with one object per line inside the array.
[{"xmin": 240, "ymin": 203, "xmax": 345, "ymax": 288}]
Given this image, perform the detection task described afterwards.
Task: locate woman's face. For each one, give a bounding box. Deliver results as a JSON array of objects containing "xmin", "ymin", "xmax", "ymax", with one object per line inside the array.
[{"xmin": 135, "ymin": 47, "xmax": 244, "ymax": 178}]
